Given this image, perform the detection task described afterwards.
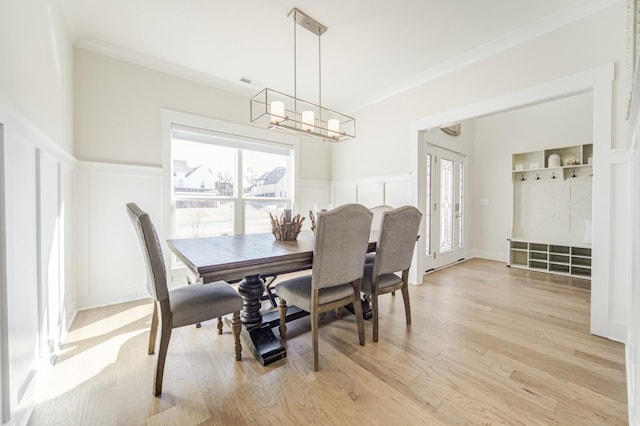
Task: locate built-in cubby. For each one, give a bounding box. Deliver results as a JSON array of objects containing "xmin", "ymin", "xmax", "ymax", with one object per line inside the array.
[
  {"xmin": 507, "ymin": 239, "xmax": 591, "ymax": 279},
  {"xmin": 510, "ymin": 143, "xmax": 592, "ymax": 280}
]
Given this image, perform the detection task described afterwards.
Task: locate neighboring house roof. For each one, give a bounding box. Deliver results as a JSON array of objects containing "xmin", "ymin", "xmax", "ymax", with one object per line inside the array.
[
  {"xmin": 173, "ymin": 160, "xmax": 191, "ymax": 175},
  {"xmin": 255, "ymin": 171, "xmax": 270, "ymax": 183},
  {"xmin": 263, "ymin": 167, "xmax": 286, "ymax": 185},
  {"xmin": 185, "ymin": 165, "xmax": 214, "ymax": 178}
]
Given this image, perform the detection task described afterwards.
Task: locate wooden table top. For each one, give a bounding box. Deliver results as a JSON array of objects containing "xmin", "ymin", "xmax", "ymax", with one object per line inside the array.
[{"xmin": 167, "ymin": 230, "xmax": 376, "ymax": 283}]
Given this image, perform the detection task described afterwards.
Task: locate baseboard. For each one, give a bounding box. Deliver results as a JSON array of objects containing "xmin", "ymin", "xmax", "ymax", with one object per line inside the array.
[{"xmin": 471, "ymin": 249, "xmax": 508, "ymax": 263}]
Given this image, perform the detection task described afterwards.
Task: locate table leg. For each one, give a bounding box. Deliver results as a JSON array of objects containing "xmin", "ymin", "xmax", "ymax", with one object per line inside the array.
[
  {"xmin": 237, "ymin": 274, "xmax": 286, "ymax": 366},
  {"xmin": 344, "ymin": 295, "xmax": 373, "ymax": 320}
]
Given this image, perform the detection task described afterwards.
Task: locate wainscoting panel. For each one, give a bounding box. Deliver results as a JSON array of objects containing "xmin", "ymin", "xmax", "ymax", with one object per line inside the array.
[
  {"xmin": 384, "ymin": 180, "xmax": 413, "ymax": 207},
  {"xmin": 356, "ymin": 182, "xmax": 384, "ymax": 208},
  {"xmin": 37, "ymin": 151, "xmax": 61, "ymax": 358},
  {"xmin": 332, "ymin": 175, "xmax": 413, "ymax": 209},
  {"xmin": 0, "ymin": 108, "xmax": 76, "ymax": 425},
  {"xmin": 3, "ymin": 134, "xmax": 39, "ymax": 419},
  {"xmin": 333, "ymin": 184, "xmax": 357, "ymax": 206},
  {"xmin": 76, "ymin": 162, "xmax": 163, "ymax": 309}
]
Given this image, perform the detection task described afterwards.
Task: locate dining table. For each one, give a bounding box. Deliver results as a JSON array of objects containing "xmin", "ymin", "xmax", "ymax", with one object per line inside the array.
[{"xmin": 167, "ymin": 230, "xmax": 376, "ymax": 366}]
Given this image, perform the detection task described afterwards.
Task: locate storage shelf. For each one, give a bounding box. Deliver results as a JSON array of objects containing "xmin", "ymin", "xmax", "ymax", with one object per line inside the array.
[
  {"xmin": 512, "ymin": 143, "xmax": 593, "ymax": 181},
  {"xmin": 512, "ymin": 164, "xmax": 593, "ymax": 173},
  {"xmin": 507, "ymin": 239, "xmax": 591, "ymax": 280}
]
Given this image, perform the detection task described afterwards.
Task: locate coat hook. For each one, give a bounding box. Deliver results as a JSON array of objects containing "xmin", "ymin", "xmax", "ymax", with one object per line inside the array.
[
  {"xmin": 520, "ymin": 174, "xmax": 525, "ymax": 181},
  {"xmin": 536, "ymin": 173, "xmax": 540, "ymax": 180},
  {"xmin": 572, "ymin": 170, "xmax": 576, "ymax": 178},
  {"xmin": 552, "ymin": 172, "xmax": 556, "ymax": 179}
]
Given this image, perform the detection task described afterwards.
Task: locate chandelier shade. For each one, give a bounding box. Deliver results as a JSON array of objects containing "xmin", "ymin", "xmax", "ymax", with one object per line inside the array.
[
  {"xmin": 250, "ymin": 88, "xmax": 356, "ymax": 142},
  {"xmin": 249, "ymin": 8, "xmax": 356, "ymax": 142}
]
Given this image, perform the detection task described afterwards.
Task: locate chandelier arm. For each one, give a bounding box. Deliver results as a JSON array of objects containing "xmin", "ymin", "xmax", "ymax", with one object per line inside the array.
[{"xmin": 318, "ymin": 29, "xmax": 322, "ymax": 122}]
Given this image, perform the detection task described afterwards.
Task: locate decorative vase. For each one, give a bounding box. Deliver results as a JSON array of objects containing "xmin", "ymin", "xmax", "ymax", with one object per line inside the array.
[{"xmin": 548, "ymin": 154, "xmax": 561, "ymax": 168}]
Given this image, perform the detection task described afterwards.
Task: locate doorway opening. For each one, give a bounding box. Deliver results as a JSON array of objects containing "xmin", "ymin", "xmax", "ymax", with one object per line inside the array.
[{"xmin": 409, "ymin": 64, "xmax": 619, "ymax": 340}]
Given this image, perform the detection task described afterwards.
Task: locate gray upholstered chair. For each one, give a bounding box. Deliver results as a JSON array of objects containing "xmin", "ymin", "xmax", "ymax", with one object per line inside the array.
[
  {"xmin": 361, "ymin": 206, "xmax": 422, "ymax": 342},
  {"xmin": 365, "ymin": 205, "xmax": 394, "ymax": 265},
  {"xmin": 275, "ymin": 203, "xmax": 373, "ymax": 371},
  {"xmin": 126, "ymin": 203, "xmax": 243, "ymax": 396}
]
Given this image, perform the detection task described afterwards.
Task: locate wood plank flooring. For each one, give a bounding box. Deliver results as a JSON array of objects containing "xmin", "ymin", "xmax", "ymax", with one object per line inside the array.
[{"xmin": 29, "ymin": 259, "xmax": 628, "ymax": 425}]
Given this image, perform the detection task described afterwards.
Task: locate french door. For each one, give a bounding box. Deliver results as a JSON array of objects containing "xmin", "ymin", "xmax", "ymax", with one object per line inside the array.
[{"xmin": 425, "ymin": 145, "xmax": 466, "ymax": 271}]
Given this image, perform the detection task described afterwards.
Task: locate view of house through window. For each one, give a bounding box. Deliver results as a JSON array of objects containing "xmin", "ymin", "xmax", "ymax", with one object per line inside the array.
[{"xmin": 171, "ymin": 130, "xmax": 293, "ymax": 238}]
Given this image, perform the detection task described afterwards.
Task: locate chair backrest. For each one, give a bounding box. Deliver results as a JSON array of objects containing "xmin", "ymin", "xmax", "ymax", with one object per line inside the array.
[
  {"xmin": 126, "ymin": 203, "xmax": 169, "ymax": 302},
  {"xmin": 370, "ymin": 204, "xmax": 394, "ymax": 233},
  {"xmin": 374, "ymin": 206, "xmax": 423, "ymax": 277},
  {"xmin": 312, "ymin": 203, "xmax": 373, "ymax": 289}
]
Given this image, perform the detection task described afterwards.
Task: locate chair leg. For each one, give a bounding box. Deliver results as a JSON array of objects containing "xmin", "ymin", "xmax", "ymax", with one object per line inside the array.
[
  {"xmin": 353, "ymin": 295, "xmax": 366, "ymax": 347},
  {"xmin": 148, "ymin": 302, "xmax": 158, "ymax": 355},
  {"xmin": 153, "ymin": 309, "xmax": 172, "ymax": 396},
  {"xmin": 232, "ymin": 311, "xmax": 242, "ymax": 361},
  {"xmin": 401, "ymin": 284, "xmax": 412, "ymax": 325},
  {"xmin": 311, "ymin": 312, "xmax": 319, "ymax": 371},
  {"xmin": 372, "ymin": 293, "xmax": 379, "ymax": 343},
  {"xmin": 278, "ymin": 298, "xmax": 288, "ymax": 339},
  {"xmin": 217, "ymin": 317, "xmax": 223, "ymax": 335}
]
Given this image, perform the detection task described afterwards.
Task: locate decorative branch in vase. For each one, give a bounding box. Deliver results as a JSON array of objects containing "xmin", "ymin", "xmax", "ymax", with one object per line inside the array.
[
  {"xmin": 309, "ymin": 210, "xmax": 316, "ymax": 233},
  {"xmin": 269, "ymin": 212, "xmax": 305, "ymax": 241}
]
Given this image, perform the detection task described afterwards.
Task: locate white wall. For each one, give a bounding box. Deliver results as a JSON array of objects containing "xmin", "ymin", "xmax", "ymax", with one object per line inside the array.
[
  {"xmin": 473, "ymin": 92, "xmax": 593, "ymax": 259},
  {"xmin": 625, "ymin": 66, "xmax": 640, "ymax": 423},
  {"xmin": 0, "ymin": 1, "xmax": 75, "ymax": 424},
  {"xmin": 0, "ymin": 0, "xmax": 73, "ymax": 154}
]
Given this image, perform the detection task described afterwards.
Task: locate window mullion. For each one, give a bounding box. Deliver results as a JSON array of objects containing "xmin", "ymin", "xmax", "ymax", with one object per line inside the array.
[{"xmin": 236, "ymin": 149, "xmax": 244, "ymax": 235}]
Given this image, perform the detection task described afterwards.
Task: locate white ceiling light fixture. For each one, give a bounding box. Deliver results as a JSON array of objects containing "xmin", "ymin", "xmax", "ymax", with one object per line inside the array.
[{"xmin": 250, "ymin": 8, "xmax": 356, "ymax": 142}]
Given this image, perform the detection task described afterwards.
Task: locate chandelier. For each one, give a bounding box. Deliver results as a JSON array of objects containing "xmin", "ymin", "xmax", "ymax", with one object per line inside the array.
[{"xmin": 250, "ymin": 8, "xmax": 356, "ymax": 142}]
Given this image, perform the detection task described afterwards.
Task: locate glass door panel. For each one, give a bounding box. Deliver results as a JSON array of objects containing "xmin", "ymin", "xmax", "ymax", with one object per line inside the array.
[{"xmin": 439, "ymin": 158, "xmax": 454, "ymax": 253}]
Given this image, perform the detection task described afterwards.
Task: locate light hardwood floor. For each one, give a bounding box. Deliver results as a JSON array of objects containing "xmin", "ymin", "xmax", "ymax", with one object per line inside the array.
[{"xmin": 29, "ymin": 259, "xmax": 627, "ymax": 425}]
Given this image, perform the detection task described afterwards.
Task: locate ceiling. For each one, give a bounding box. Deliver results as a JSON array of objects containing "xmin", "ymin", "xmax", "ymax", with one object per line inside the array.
[{"xmin": 58, "ymin": 0, "xmax": 620, "ymax": 113}]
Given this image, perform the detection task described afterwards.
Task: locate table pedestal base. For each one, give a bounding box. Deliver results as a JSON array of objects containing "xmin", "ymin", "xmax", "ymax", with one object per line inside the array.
[
  {"xmin": 240, "ymin": 305, "xmax": 308, "ymax": 366},
  {"xmin": 241, "ymin": 325, "xmax": 285, "ymax": 366}
]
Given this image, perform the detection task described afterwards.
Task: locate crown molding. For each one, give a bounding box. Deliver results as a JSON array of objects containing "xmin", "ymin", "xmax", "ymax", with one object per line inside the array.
[{"xmin": 74, "ymin": 37, "xmax": 259, "ymax": 98}]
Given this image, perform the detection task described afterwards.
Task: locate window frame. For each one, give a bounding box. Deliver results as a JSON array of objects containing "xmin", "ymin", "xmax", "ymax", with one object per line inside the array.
[{"xmin": 161, "ymin": 109, "xmax": 301, "ymax": 272}]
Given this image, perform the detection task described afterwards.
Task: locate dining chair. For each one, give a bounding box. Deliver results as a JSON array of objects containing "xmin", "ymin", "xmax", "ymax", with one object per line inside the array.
[
  {"xmin": 275, "ymin": 203, "xmax": 373, "ymax": 371},
  {"xmin": 365, "ymin": 204, "xmax": 394, "ymax": 265},
  {"xmin": 126, "ymin": 202, "xmax": 243, "ymax": 396},
  {"xmin": 361, "ymin": 205, "xmax": 422, "ymax": 342}
]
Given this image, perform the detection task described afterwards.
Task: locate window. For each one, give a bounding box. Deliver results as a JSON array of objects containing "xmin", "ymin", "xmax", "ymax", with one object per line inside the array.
[{"xmin": 171, "ymin": 126, "xmax": 294, "ymax": 238}]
